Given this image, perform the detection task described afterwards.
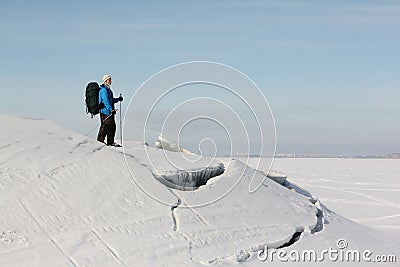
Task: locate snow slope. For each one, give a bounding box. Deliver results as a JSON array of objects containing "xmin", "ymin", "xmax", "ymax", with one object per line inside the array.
[{"xmin": 0, "ymin": 114, "xmax": 398, "ymax": 266}]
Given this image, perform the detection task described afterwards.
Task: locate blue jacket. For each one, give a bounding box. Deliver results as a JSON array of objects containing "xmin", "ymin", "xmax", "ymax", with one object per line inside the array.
[{"xmin": 99, "ymin": 84, "xmax": 119, "ymax": 115}]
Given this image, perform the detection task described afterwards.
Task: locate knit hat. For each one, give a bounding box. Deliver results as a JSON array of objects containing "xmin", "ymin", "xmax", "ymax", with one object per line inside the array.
[{"xmin": 103, "ymin": 74, "xmax": 111, "ymax": 83}]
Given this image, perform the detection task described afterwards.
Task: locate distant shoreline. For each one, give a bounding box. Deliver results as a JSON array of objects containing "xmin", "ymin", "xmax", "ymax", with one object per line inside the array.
[{"xmin": 230, "ymin": 153, "xmax": 400, "ymax": 159}]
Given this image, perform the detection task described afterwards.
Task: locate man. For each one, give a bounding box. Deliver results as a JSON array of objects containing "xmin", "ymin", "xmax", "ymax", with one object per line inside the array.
[{"xmin": 97, "ymin": 74, "xmax": 123, "ymax": 147}]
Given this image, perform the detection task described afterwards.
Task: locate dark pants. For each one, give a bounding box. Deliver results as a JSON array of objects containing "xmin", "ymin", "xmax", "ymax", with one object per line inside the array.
[{"xmin": 97, "ymin": 113, "xmax": 116, "ymax": 145}]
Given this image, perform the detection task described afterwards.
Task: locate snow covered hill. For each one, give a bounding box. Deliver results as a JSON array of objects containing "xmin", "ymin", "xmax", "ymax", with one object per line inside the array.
[{"xmin": 0, "ymin": 114, "xmax": 398, "ymax": 266}]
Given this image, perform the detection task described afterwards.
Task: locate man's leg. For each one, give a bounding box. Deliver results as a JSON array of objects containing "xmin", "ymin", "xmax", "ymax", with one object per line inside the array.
[
  {"xmin": 97, "ymin": 113, "xmax": 108, "ymax": 143},
  {"xmin": 105, "ymin": 116, "xmax": 116, "ymax": 145}
]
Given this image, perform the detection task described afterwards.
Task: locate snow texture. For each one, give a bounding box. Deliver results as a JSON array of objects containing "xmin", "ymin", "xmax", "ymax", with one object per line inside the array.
[{"xmin": 0, "ymin": 114, "xmax": 399, "ymax": 266}]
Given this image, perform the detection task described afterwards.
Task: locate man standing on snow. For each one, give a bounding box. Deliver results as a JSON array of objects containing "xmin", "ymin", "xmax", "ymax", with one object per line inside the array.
[{"xmin": 97, "ymin": 74, "xmax": 123, "ymax": 147}]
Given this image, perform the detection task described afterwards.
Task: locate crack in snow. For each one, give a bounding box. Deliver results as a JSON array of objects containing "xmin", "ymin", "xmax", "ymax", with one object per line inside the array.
[
  {"xmin": 231, "ymin": 180, "xmax": 327, "ymax": 260},
  {"xmin": 282, "ymin": 181, "xmax": 326, "ymax": 235},
  {"xmin": 170, "ymin": 197, "xmax": 182, "ymax": 232},
  {"xmin": 155, "ymin": 164, "xmax": 225, "ymax": 191},
  {"xmin": 260, "ymin": 183, "xmax": 326, "ymax": 253},
  {"xmin": 121, "ymin": 149, "xmax": 225, "ymax": 191},
  {"xmin": 310, "ymin": 199, "xmax": 325, "ymax": 234},
  {"xmin": 165, "ymin": 191, "xmax": 196, "ymax": 262},
  {"xmin": 276, "ymin": 228, "xmax": 304, "ymax": 249}
]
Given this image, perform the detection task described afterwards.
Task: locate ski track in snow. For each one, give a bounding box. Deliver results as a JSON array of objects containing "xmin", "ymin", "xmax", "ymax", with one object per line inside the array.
[
  {"xmin": 313, "ymin": 184, "xmax": 399, "ymax": 208},
  {"xmin": 0, "ymin": 146, "xmax": 41, "ymax": 166},
  {"xmin": 16, "ymin": 197, "xmax": 79, "ymax": 267},
  {"xmin": 91, "ymin": 230, "xmax": 128, "ymax": 267},
  {"xmin": 69, "ymin": 139, "xmax": 90, "ymax": 154}
]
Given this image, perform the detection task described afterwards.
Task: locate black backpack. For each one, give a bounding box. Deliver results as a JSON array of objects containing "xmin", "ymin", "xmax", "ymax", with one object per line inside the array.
[{"xmin": 85, "ymin": 82, "xmax": 103, "ymax": 117}]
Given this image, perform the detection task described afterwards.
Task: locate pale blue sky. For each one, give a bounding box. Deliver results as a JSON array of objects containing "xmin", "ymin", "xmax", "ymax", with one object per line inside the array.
[{"xmin": 1, "ymin": 0, "xmax": 399, "ymax": 155}]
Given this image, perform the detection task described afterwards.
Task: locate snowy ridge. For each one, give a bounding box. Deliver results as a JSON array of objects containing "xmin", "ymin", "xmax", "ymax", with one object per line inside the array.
[{"xmin": 0, "ymin": 114, "xmax": 399, "ymax": 266}]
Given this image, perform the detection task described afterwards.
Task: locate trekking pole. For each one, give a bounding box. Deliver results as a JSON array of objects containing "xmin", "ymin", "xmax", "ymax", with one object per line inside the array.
[
  {"xmin": 119, "ymin": 93, "xmax": 123, "ymax": 146},
  {"xmin": 84, "ymin": 113, "xmax": 114, "ymax": 137}
]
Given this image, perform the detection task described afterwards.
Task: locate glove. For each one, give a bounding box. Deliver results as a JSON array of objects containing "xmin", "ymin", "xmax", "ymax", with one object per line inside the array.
[
  {"xmin": 111, "ymin": 110, "xmax": 117, "ymax": 115},
  {"xmin": 118, "ymin": 96, "xmax": 123, "ymax": 102}
]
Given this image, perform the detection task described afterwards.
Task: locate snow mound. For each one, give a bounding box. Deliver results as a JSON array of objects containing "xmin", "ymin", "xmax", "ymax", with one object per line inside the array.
[
  {"xmin": 154, "ymin": 133, "xmax": 196, "ymax": 155},
  {"xmin": 0, "ymin": 114, "xmax": 399, "ymax": 266}
]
